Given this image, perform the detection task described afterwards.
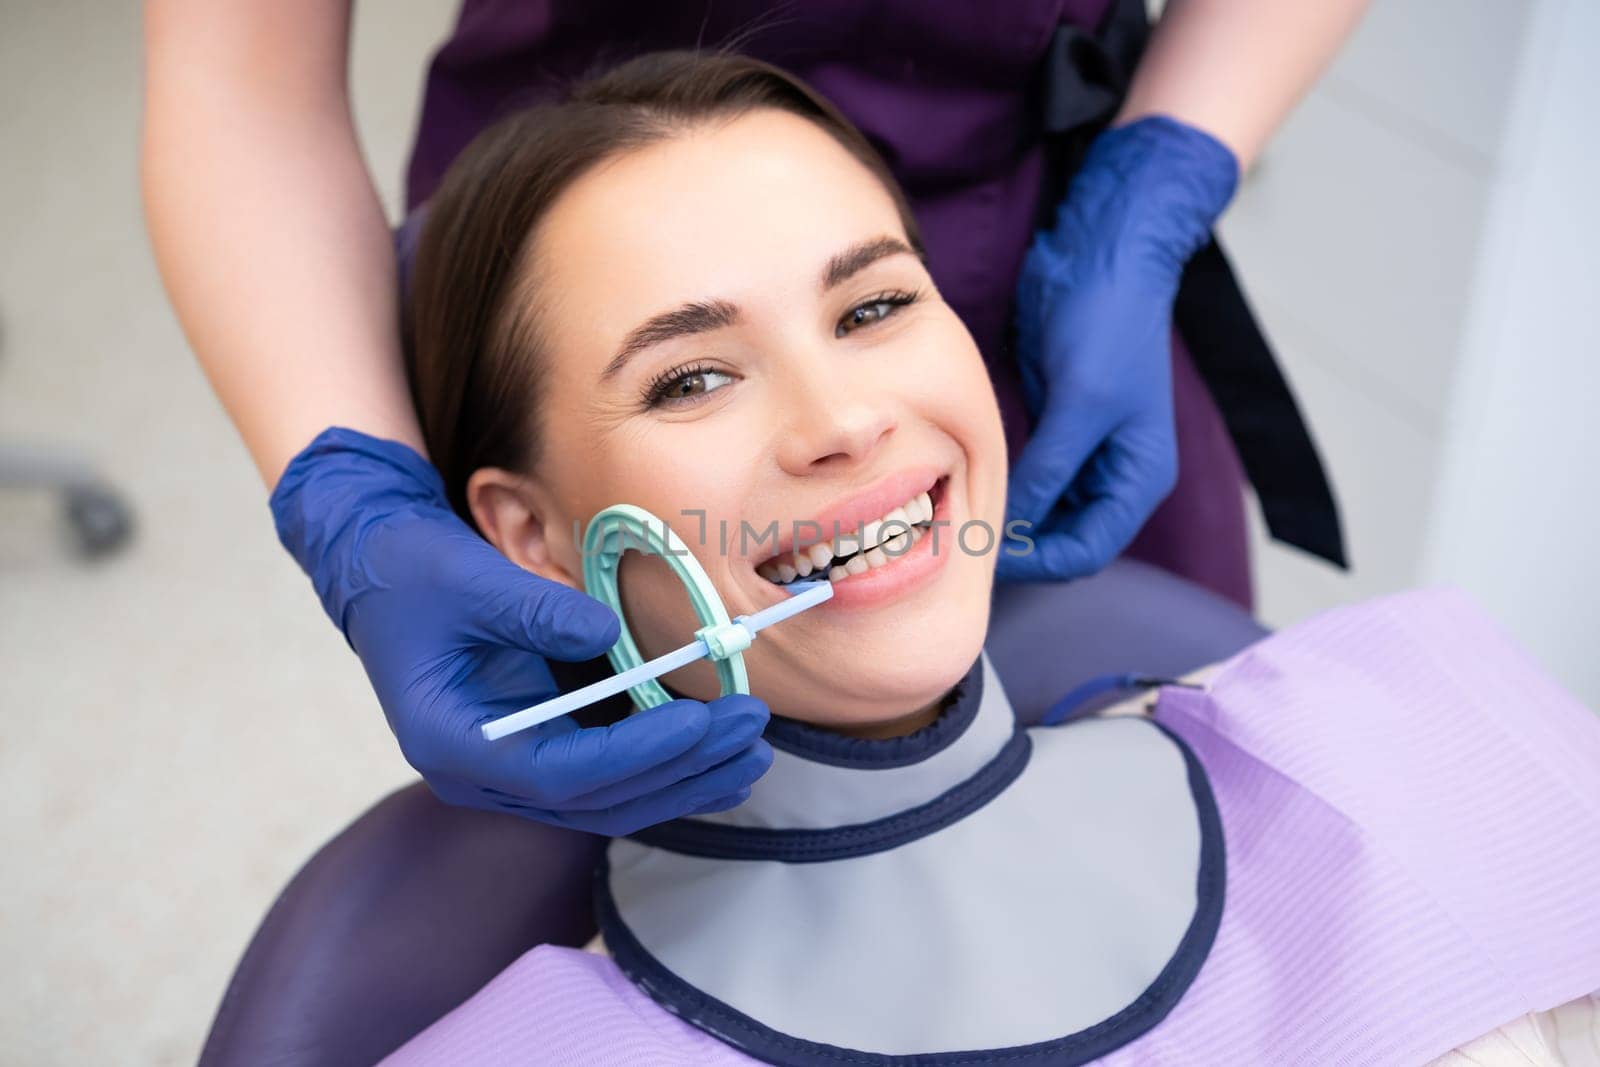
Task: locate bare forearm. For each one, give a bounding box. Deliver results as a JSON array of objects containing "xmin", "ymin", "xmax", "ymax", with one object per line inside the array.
[
  {"xmin": 1117, "ymin": 0, "xmax": 1370, "ymax": 169},
  {"xmin": 141, "ymin": 0, "xmax": 425, "ymax": 488}
]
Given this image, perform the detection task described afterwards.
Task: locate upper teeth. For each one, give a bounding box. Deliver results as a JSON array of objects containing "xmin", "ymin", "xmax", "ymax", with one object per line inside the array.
[{"xmin": 758, "ymin": 489, "xmax": 935, "ymax": 584}]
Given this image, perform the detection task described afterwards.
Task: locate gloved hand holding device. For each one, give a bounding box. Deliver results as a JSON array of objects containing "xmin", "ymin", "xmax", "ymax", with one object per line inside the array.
[
  {"xmin": 271, "ymin": 427, "xmax": 774, "ymax": 837},
  {"xmin": 1000, "ymin": 116, "xmax": 1239, "ymax": 582}
]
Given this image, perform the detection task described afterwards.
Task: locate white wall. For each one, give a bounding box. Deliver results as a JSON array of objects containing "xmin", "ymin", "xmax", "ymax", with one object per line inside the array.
[
  {"xmin": 1220, "ymin": 0, "xmax": 1598, "ymax": 705},
  {"xmin": 1419, "ymin": 0, "xmax": 1600, "ymax": 703}
]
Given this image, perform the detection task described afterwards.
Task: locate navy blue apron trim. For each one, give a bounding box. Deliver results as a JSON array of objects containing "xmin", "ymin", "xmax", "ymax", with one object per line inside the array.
[
  {"xmin": 762, "ymin": 656, "xmax": 986, "ymax": 769},
  {"xmin": 1031, "ymin": 0, "xmax": 1347, "ymax": 569},
  {"xmin": 598, "ymin": 720, "xmax": 1226, "ymax": 1066},
  {"xmin": 629, "ymin": 730, "xmax": 1031, "ymax": 863}
]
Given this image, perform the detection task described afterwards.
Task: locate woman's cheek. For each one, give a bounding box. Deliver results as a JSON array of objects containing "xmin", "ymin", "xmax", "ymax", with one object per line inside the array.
[
  {"xmin": 931, "ymin": 329, "xmax": 1009, "ymax": 527},
  {"xmin": 612, "ymin": 533, "xmax": 731, "ymax": 703},
  {"xmin": 610, "ymin": 462, "xmax": 747, "ymax": 643},
  {"xmin": 617, "ymin": 550, "xmax": 706, "ymax": 654}
]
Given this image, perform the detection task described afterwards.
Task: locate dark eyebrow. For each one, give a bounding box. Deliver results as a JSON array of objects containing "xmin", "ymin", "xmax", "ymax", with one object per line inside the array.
[
  {"xmin": 601, "ymin": 235, "xmax": 919, "ymax": 381},
  {"xmin": 601, "ymin": 299, "xmax": 740, "ymax": 380},
  {"xmin": 820, "ymin": 236, "xmax": 918, "ymax": 291}
]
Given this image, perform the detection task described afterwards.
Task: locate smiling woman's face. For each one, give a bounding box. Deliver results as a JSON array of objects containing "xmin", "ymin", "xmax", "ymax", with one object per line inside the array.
[{"xmin": 469, "ymin": 108, "xmax": 1008, "ymax": 729}]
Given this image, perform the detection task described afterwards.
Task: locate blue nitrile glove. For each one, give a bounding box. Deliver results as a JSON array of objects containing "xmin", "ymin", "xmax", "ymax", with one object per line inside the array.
[
  {"xmin": 270, "ymin": 427, "xmax": 774, "ymax": 836},
  {"xmin": 998, "ymin": 116, "xmax": 1238, "ymax": 582}
]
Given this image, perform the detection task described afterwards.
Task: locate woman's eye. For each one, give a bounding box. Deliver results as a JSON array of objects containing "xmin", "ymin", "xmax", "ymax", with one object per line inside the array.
[
  {"xmin": 836, "ymin": 290, "xmax": 919, "ymax": 337},
  {"xmin": 647, "ymin": 366, "xmax": 733, "ymax": 407}
]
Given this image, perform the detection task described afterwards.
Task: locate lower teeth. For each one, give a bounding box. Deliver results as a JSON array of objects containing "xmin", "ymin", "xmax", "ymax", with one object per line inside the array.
[{"xmin": 775, "ymin": 523, "xmax": 929, "ymax": 583}]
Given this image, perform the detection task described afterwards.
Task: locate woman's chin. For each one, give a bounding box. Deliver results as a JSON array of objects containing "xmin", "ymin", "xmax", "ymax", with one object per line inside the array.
[{"xmin": 775, "ymin": 629, "xmax": 983, "ymax": 726}]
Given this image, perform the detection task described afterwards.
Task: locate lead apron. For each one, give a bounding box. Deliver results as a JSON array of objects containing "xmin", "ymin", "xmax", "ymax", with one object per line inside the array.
[{"xmin": 597, "ymin": 654, "xmax": 1225, "ymax": 1065}]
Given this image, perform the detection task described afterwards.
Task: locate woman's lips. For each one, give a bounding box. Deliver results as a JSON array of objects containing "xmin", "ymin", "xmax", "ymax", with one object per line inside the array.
[
  {"xmin": 755, "ymin": 476, "xmax": 955, "ymax": 611},
  {"xmin": 752, "ymin": 466, "xmax": 945, "ymax": 569},
  {"xmin": 812, "ymin": 483, "xmax": 947, "ymax": 607},
  {"xmin": 756, "ymin": 477, "xmax": 943, "ymax": 575}
]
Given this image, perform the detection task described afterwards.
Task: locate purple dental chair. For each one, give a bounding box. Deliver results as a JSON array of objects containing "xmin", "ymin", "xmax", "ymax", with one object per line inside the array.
[{"xmin": 198, "ymin": 561, "xmax": 1266, "ymax": 1067}]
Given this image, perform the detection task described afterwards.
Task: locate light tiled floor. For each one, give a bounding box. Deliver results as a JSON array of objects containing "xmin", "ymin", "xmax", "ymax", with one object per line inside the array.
[{"xmin": 0, "ymin": 3, "xmax": 454, "ymax": 1063}]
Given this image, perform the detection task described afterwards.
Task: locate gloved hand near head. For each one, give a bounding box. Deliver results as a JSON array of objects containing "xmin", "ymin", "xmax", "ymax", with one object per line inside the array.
[
  {"xmin": 1000, "ymin": 116, "xmax": 1238, "ymax": 582},
  {"xmin": 271, "ymin": 427, "xmax": 773, "ymax": 837}
]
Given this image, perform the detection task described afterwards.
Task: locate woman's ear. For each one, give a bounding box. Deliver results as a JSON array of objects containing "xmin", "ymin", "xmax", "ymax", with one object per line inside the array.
[{"xmin": 466, "ymin": 467, "xmax": 582, "ymax": 590}]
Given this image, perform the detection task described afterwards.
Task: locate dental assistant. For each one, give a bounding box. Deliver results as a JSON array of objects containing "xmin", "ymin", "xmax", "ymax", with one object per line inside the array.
[{"xmin": 141, "ymin": 0, "xmax": 1365, "ymax": 834}]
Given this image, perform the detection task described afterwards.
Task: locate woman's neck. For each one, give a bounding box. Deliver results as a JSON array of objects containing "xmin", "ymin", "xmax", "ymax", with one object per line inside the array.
[
  {"xmin": 828, "ymin": 695, "xmax": 948, "ymax": 740},
  {"xmin": 658, "ymin": 678, "xmax": 956, "ymax": 742}
]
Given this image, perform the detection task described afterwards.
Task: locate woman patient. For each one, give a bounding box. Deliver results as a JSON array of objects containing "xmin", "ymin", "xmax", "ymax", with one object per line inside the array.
[{"xmin": 389, "ymin": 52, "xmax": 1600, "ymax": 1066}]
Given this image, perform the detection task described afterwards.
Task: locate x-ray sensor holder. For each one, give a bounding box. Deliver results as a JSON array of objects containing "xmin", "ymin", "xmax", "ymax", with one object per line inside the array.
[{"xmin": 480, "ymin": 504, "xmax": 832, "ymax": 741}]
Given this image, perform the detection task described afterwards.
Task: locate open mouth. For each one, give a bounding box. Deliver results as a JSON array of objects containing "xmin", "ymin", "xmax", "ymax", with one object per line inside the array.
[{"xmin": 756, "ymin": 476, "xmax": 948, "ymax": 587}]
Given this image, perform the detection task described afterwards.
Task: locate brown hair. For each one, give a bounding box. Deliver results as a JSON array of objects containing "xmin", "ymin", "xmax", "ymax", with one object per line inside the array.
[{"xmin": 407, "ymin": 51, "xmax": 924, "ymax": 528}]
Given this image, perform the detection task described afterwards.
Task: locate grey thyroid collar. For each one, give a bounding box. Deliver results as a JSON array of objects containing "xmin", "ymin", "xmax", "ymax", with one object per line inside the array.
[{"xmin": 600, "ymin": 652, "xmax": 1225, "ymax": 1065}]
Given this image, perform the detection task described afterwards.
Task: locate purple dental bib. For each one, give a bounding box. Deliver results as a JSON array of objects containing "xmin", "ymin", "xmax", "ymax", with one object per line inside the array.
[{"xmin": 383, "ymin": 590, "xmax": 1600, "ymax": 1066}]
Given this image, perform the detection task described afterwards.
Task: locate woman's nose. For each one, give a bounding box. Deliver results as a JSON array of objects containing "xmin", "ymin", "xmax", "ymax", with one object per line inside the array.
[{"xmin": 772, "ymin": 361, "xmax": 898, "ymax": 475}]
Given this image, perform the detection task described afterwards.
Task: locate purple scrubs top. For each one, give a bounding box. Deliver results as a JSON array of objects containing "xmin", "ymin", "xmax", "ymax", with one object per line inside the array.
[{"xmin": 404, "ymin": 0, "xmax": 1253, "ymax": 607}]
